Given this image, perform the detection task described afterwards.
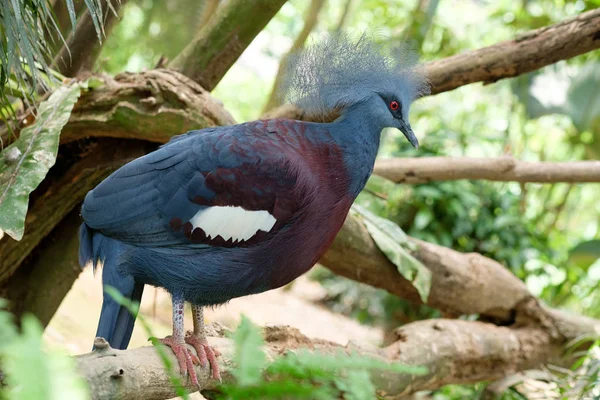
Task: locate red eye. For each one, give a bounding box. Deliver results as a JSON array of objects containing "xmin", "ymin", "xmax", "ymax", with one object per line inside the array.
[{"xmin": 390, "ymin": 100, "xmax": 399, "ymax": 111}]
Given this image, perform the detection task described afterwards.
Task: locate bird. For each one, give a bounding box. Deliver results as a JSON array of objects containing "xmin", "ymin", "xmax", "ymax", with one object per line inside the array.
[{"xmin": 78, "ymin": 33, "xmax": 428, "ymax": 386}]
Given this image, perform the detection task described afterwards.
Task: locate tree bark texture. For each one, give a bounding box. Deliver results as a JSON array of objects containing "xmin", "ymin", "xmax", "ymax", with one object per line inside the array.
[
  {"xmin": 76, "ymin": 315, "xmax": 598, "ymax": 400},
  {"xmin": 373, "ymin": 157, "xmax": 600, "ymax": 183},
  {"xmin": 0, "ymin": 69, "xmax": 236, "ymax": 148},
  {"xmin": 169, "ymin": 0, "xmax": 288, "ymax": 91},
  {"xmin": 265, "ymin": 8, "xmax": 600, "ymax": 120}
]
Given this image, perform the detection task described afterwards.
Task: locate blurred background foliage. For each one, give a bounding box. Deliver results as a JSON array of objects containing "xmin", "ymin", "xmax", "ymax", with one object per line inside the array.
[
  {"xmin": 96, "ymin": 2, "xmax": 600, "ymax": 396},
  {"xmin": 2, "ymin": 0, "xmax": 600, "ymax": 398}
]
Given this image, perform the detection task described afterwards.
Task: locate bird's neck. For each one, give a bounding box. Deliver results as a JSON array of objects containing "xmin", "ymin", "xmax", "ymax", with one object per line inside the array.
[{"xmin": 329, "ymin": 105, "xmax": 382, "ymax": 197}]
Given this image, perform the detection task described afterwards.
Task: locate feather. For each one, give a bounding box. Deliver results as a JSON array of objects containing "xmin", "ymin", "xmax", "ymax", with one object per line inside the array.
[
  {"xmin": 190, "ymin": 206, "xmax": 277, "ymax": 242},
  {"xmin": 279, "ymin": 32, "xmax": 429, "ymax": 119}
]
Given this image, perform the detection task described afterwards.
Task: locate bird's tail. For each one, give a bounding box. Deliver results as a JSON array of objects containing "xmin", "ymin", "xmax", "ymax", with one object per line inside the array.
[{"xmin": 79, "ymin": 223, "xmax": 144, "ymax": 350}]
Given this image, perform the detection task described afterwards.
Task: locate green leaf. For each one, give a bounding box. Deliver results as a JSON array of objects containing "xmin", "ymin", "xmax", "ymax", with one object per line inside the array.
[
  {"xmin": 336, "ymin": 369, "xmax": 376, "ymax": 400},
  {"xmin": 0, "ymin": 314, "xmax": 89, "ymax": 400},
  {"xmin": 351, "ymin": 204, "xmax": 432, "ymax": 302},
  {"xmin": 269, "ymin": 349, "xmax": 427, "ymax": 377},
  {"xmin": 414, "ymin": 209, "xmax": 434, "ymax": 230},
  {"xmin": 0, "ymin": 83, "xmax": 82, "ymax": 240},
  {"xmin": 568, "ymin": 240, "xmax": 600, "ymax": 271},
  {"xmin": 566, "ymin": 63, "xmax": 600, "ymax": 135},
  {"xmin": 231, "ymin": 315, "xmax": 267, "ymax": 386},
  {"xmin": 511, "ymin": 72, "xmax": 566, "ymax": 119},
  {"xmin": 65, "ymin": 0, "xmax": 78, "ymax": 31}
]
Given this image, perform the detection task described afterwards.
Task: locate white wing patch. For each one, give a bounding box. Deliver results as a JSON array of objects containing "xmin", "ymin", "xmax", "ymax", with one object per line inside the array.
[{"xmin": 189, "ymin": 206, "xmax": 277, "ymax": 242}]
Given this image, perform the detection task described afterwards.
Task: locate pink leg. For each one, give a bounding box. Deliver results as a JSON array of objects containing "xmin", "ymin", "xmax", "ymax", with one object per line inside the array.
[
  {"xmin": 185, "ymin": 305, "xmax": 221, "ymax": 381},
  {"xmin": 160, "ymin": 296, "xmax": 200, "ymax": 386}
]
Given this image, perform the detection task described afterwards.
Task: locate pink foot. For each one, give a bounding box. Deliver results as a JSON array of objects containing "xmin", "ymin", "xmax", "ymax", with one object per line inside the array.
[
  {"xmin": 160, "ymin": 336, "xmax": 200, "ymax": 386},
  {"xmin": 185, "ymin": 331, "xmax": 221, "ymax": 381}
]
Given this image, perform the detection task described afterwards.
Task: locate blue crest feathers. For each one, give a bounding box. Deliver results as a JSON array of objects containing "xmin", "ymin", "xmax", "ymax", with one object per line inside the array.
[{"xmin": 279, "ymin": 33, "xmax": 430, "ymax": 117}]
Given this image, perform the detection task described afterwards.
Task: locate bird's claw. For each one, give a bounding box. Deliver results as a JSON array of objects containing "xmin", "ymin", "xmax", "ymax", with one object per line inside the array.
[
  {"xmin": 185, "ymin": 331, "xmax": 222, "ymax": 381},
  {"xmin": 160, "ymin": 336, "xmax": 200, "ymax": 386}
]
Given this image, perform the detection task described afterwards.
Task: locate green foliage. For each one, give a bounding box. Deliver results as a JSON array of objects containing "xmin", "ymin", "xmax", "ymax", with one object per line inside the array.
[
  {"xmin": 554, "ymin": 336, "xmax": 600, "ymax": 398},
  {"xmin": 0, "ymin": 300, "xmax": 89, "ymax": 400},
  {"xmin": 390, "ymin": 180, "xmax": 553, "ymax": 279},
  {"xmin": 230, "ymin": 316, "xmax": 267, "ymax": 386},
  {"xmin": 568, "ymin": 240, "xmax": 600, "ymax": 271},
  {"xmin": 220, "ymin": 317, "xmax": 426, "ymax": 399},
  {"xmin": 0, "ymin": 0, "xmax": 103, "ymax": 101},
  {"xmin": 352, "ymin": 204, "xmax": 431, "ymax": 302},
  {"xmin": 512, "ymin": 62, "xmax": 600, "ymax": 158},
  {"xmin": 97, "ymin": 0, "xmax": 205, "ymax": 74},
  {"xmin": 0, "ymin": 82, "xmax": 82, "ymax": 240}
]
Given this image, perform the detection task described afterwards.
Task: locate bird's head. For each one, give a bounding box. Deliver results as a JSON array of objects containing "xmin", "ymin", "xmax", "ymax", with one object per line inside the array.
[{"xmin": 280, "ymin": 33, "xmax": 429, "ymax": 148}]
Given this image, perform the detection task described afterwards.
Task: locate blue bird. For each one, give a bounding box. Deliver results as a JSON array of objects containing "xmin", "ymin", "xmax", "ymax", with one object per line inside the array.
[{"xmin": 79, "ymin": 33, "xmax": 428, "ymax": 385}]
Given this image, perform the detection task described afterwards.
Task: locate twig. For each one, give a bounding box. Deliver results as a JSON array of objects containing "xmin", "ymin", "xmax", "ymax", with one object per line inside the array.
[{"xmin": 373, "ymin": 157, "xmax": 600, "ymax": 184}]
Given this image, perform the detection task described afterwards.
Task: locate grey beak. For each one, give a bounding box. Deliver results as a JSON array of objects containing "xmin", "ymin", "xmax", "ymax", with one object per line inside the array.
[{"xmin": 399, "ymin": 120, "xmax": 419, "ymax": 149}]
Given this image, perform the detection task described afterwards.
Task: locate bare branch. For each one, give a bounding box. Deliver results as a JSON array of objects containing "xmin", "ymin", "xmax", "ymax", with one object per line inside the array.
[
  {"xmin": 373, "ymin": 157, "xmax": 600, "ymax": 184},
  {"xmin": 3, "ymin": 210, "xmax": 83, "ymax": 325},
  {"xmin": 169, "ymin": 0, "xmax": 287, "ymax": 91},
  {"xmin": 425, "ymin": 8, "xmax": 600, "ymax": 95},
  {"xmin": 264, "ymin": 8, "xmax": 600, "ymax": 119},
  {"xmin": 76, "ymin": 315, "xmax": 599, "ymax": 400}
]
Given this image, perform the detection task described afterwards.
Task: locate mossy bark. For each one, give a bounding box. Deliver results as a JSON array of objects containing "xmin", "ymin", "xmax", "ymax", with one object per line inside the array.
[{"xmin": 169, "ymin": 0, "xmax": 287, "ymax": 91}]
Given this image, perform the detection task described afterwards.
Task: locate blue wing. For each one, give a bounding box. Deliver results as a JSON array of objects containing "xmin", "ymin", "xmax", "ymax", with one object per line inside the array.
[{"xmin": 81, "ymin": 122, "xmax": 303, "ymax": 247}]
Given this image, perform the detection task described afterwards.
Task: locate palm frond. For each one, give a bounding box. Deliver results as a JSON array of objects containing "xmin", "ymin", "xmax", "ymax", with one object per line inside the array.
[{"xmin": 0, "ymin": 0, "xmax": 104, "ymax": 107}]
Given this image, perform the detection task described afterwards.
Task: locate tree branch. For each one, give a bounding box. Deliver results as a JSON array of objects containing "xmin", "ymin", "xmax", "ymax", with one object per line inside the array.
[
  {"xmin": 0, "ymin": 69, "xmax": 236, "ymax": 148},
  {"xmin": 373, "ymin": 157, "xmax": 600, "ymax": 183},
  {"xmin": 321, "ymin": 215, "xmax": 531, "ymax": 322},
  {"xmin": 2, "ymin": 210, "xmax": 83, "ymax": 326},
  {"xmin": 74, "ymin": 211, "xmax": 600, "ymax": 398},
  {"xmin": 168, "ymin": 0, "xmax": 287, "ymax": 91},
  {"xmin": 0, "ymin": 139, "xmax": 148, "ymax": 288},
  {"xmin": 75, "ymin": 314, "xmax": 599, "ymax": 400},
  {"xmin": 425, "ymin": 8, "xmax": 600, "ymax": 95},
  {"xmin": 264, "ymin": 8, "xmax": 600, "ymax": 119}
]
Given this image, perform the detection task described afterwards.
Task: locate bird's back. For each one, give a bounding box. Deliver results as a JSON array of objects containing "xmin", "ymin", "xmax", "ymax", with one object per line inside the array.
[{"xmin": 81, "ymin": 119, "xmax": 354, "ymax": 305}]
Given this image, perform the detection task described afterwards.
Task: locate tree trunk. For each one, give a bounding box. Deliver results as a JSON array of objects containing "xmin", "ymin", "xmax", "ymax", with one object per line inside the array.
[
  {"xmin": 169, "ymin": 0, "xmax": 288, "ymax": 91},
  {"xmin": 52, "ymin": 0, "xmax": 129, "ymax": 77}
]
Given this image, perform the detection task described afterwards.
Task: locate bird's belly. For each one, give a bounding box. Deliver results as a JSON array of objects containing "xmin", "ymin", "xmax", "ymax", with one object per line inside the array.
[
  {"xmin": 125, "ymin": 196, "xmax": 353, "ymax": 306},
  {"xmin": 259, "ymin": 195, "xmax": 354, "ymax": 290}
]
